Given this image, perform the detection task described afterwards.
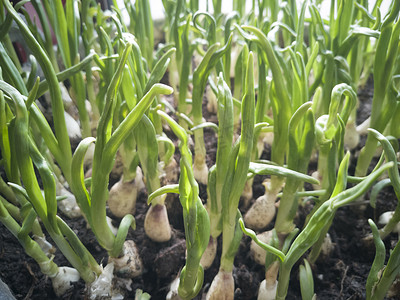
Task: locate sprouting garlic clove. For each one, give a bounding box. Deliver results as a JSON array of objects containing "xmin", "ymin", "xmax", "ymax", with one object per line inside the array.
[
  {"xmin": 135, "ymin": 166, "xmax": 146, "ymax": 192},
  {"xmin": 200, "ymin": 237, "xmax": 217, "ymax": 270},
  {"xmin": 108, "ymin": 177, "xmax": 138, "ymax": 218},
  {"xmin": 52, "ymin": 267, "xmax": 80, "ymax": 297},
  {"xmin": 144, "ymin": 204, "xmax": 172, "ymax": 242},
  {"xmin": 250, "ymin": 230, "xmax": 273, "ymax": 265},
  {"xmin": 379, "ymin": 211, "xmax": 400, "ymax": 233},
  {"xmin": 257, "ymin": 279, "xmax": 277, "ymax": 300},
  {"xmin": 166, "ymin": 276, "xmax": 182, "ymax": 300},
  {"xmin": 83, "ymin": 143, "xmax": 95, "ymax": 169},
  {"xmin": 88, "ymin": 263, "xmax": 114, "ymax": 300},
  {"xmin": 167, "ymin": 158, "xmax": 179, "ymax": 182},
  {"xmin": 244, "ymin": 181, "xmax": 276, "ymax": 231},
  {"xmin": 241, "ymin": 178, "xmax": 253, "ymax": 209},
  {"xmin": 262, "ymin": 131, "xmax": 274, "ymax": 147},
  {"xmin": 33, "ymin": 235, "xmax": 56, "ymax": 256},
  {"xmin": 379, "ymin": 211, "xmax": 395, "ymax": 225},
  {"xmin": 163, "ymin": 158, "xmax": 179, "ymax": 184},
  {"xmin": 256, "ymin": 132, "xmax": 267, "ymax": 158},
  {"xmin": 193, "ymin": 159, "xmax": 208, "ymax": 185},
  {"xmin": 356, "ymin": 117, "xmax": 370, "ymax": 135},
  {"xmin": 206, "ymin": 270, "xmax": 234, "ymax": 300},
  {"xmin": 109, "ymin": 240, "xmax": 143, "ymax": 278},
  {"xmin": 344, "ymin": 121, "xmax": 359, "ymax": 150},
  {"xmin": 311, "ymin": 171, "xmax": 322, "ymax": 191},
  {"xmin": 206, "ymin": 85, "xmax": 218, "ymax": 114},
  {"xmin": 106, "ymin": 216, "xmax": 118, "ymax": 236},
  {"xmin": 56, "ymin": 183, "xmax": 81, "ymax": 218},
  {"xmin": 64, "ymin": 111, "xmax": 82, "ymax": 141}
]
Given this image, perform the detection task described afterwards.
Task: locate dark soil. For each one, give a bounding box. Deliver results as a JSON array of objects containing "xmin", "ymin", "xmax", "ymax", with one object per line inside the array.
[{"xmin": 1, "ymin": 80, "xmax": 400, "ymax": 300}]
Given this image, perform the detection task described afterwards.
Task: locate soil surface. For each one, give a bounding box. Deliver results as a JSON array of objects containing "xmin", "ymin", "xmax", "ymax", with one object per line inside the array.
[{"xmin": 1, "ymin": 80, "xmax": 400, "ymax": 300}]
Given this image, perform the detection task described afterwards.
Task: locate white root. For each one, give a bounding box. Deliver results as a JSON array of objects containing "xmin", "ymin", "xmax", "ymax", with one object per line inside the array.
[
  {"xmin": 200, "ymin": 237, "xmax": 218, "ymax": 270},
  {"xmin": 144, "ymin": 202, "xmax": 172, "ymax": 242},
  {"xmin": 206, "ymin": 270, "xmax": 234, "ymax": 300},
  {"xmin": 108, "ymin": 240, "xmax": 143, "ymax": 278},
  {"xmin": 108, "ymin": 176, "xmax": 139, "ymax": 218},
  {"xmin": 52, "ymin": 267, "xmax": 80, "ymax": 297},
  {"xmin": 250, "ymin": 230, "xmax": 273, "ymax": 266},
  {"xmin": 244, "ymin": 180, "xmax": 277, "ymax": 231},
  {"xmin": 56, "ymin": 182, "xmax": 81, "ymax": 218}
]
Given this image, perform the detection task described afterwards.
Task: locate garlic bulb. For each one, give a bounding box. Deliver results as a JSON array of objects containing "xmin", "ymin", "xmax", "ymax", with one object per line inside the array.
[
  {"xmin": 200, "ymin": 237, "xmax": 217, "ymax": 270},
  {"xmin": 166, "ymin": 277, "xmax": 182, "ymax": 300},
  {"xmin": 257, "ymin": 279, "xmax": 277, "ymax": 300},
  {"xmin": 193, "ymin": 155, "xmax": 208, "ymax": 185},
  {"xmin": 56, "ymin": 182, "xmax": 81, "ymax": 218},
  {"xmin": 52, "ymin": 267, "xmax": 80, "ymax": 297},
  {"xmin": 244, "ymin": 180, "xmax": 277, "ymax": 231},
  {"xmin": 250, "ymin": 230, "xmax": 273, "ymax": 265},
  {"xmin": 206, "ymin": 270, "xmax": 234, "ymax": 300},
  {"xmin": 109, "ymin": 240, "xmax": 143, "ymax": 278},
  {"xmin": 144, "ymin": 202, "xmax": 172, "ymax": 242},
  {"xmin": 108, "ymin": 176, "xmax": 139, "ymax": 218}
]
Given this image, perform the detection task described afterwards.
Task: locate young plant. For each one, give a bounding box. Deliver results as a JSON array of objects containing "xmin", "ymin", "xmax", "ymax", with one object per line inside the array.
[
  {"xmin": 205, "ymin": 52, "xmax": 255, "ymax": 299},
  {"xmin": 355, "ymin": 0, "xmax": 400, "ymax": 176},
  {"xmin": 367, "ymin": 129, "xmax": 400, "ymax": 239},
  {"xmin": 69, "ymin": 38, "xmax": 172, "ymax": 284},
  {"xmin": 312, "ymin": 83, "xmax": 356, "ymax": 197},
  {"xmin": 367, "ymin": 218, "xmax": 400, "ymax": 300},
  {"xmin": 206, "ymin": 74, "xmax": 234, "ymax": 255},
  {"xmin": 191, "ymin": 36, "xmax": 232, "ymax": 184},
  {"xmin": 150, "ymin": 110, "xmax": 210, "ymax": 300},
  {"xmin": 274, "ymin": 102, "xmax": 316, "ymax": 236}
]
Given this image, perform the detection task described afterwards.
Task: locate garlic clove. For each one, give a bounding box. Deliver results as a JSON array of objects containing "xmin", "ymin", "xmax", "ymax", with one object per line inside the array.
[
  {"xmin": 244, "ymin": 194, "xmax": 276, "ymax": 231},
  {"xmin": 250, "ymin": 230, "xmax": 273, "ymax": 265},
  {"xmin": 257, "ymin": 279, "xmax": 277, "ymax": 300},
  {"xmin": 166, "ymin": 277, "xmax": 182, "ymax": 300},
  {"xmin": 52, "ymin": 267, "xmax": 80, "ymax": 297},
  {"xmin": 108, "ymin": 177, "xmax": 138, "ymax": 218},
  {"xmin": 200, "ymin": 237, "xmax": 217, "ymax": 270},
  {"xmin": 109, "ymin": 240, "xmax": 143, "ymax": 278},
  {"xmin": 144, "ymin": 204, "xmax": 172, "ymax": 242},
  {"xmin": 206, "ymin": 270, "xmax": 234, "ymax": 300}
]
